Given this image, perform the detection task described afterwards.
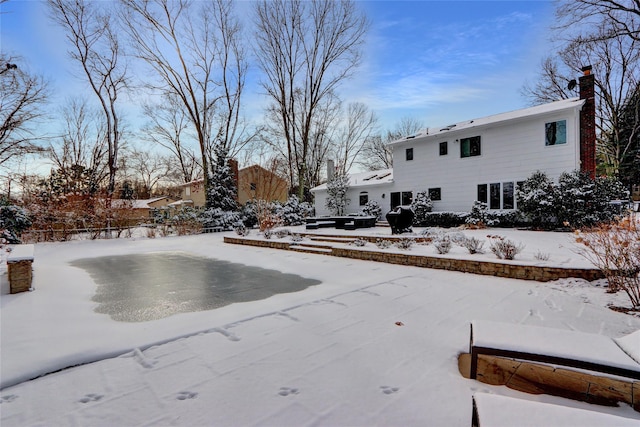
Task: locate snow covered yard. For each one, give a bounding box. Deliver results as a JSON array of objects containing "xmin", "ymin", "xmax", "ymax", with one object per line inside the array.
[{"xmin": 1, "ymin": 229, "xmax": 640, "ymax": 426}]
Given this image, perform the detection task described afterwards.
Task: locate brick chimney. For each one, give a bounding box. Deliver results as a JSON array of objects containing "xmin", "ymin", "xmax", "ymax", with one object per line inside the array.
[
  {"xmin": 579, "ymin": 65, "xmax": 596, "ymax": 178},
  {"xmin": 228, "ymin": 158, "xmax": 239, "ymax": 201}
]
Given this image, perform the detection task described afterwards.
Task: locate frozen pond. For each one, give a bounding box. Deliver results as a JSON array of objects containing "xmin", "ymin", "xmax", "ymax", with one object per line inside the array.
[{"xmin": 71, "ymin": 252, "xmax": 321, "ymax": 322}]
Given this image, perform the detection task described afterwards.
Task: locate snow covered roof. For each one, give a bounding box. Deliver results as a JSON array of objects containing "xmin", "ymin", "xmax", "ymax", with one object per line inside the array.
[
  {"xmin": 388, "ymin": 97, "xmax": 586, "ymax": 145},
  {"xmin": 111, "ymin": 197, "xmax": 172, "ymax": 209},
  {"xmin": 311, "ymin": 168, "xmax": 393, "ymax": 192}
]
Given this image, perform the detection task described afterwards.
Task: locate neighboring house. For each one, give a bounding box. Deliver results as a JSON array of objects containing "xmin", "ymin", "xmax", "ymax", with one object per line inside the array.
[
  {"xmin": 112, "ymin": 196, "xmax": 176, "ymax": 220},
  {"xmin": 176, "ymin": 164, "xmax": 289, "ymax": 208},
  {"xmin": 311, "ymin": 169, "xmax": 393, "ymax": 217},
  {"xmin": 312, "ymin": 67, "xmax": 597, "ymax": 215}
]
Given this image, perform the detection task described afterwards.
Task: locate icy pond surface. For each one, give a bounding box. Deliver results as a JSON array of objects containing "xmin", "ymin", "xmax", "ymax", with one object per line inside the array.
[{"xmin": 71, "ymin": 252, "xmax": 321, "ymax": 322}]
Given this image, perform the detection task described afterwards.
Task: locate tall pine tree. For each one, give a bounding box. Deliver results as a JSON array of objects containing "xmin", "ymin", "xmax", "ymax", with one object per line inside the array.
[{"xmin": 206, "ymin": 145, "xmax": 239, "ymax": 212}]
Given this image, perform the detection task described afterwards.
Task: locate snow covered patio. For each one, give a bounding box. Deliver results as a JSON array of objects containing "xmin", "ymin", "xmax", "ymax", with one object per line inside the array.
[{"xmin": 1, "ymin": 229, "xmax": 640, "ymax": 426}]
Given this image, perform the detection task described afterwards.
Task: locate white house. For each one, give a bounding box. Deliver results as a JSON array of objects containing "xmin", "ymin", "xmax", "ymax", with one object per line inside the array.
[
  {"xmin": 311, "ymin": 168, "xmax": 393, "ymax": 217},
  {"xmin": 312, "ymin": 67, "xmax": 597, "ymax": 215}
]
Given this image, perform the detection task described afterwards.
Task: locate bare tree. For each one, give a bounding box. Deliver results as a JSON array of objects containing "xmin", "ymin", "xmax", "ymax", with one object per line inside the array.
[
  {"xmin": 120, "ymin": 0, "xmax": 251, "ymax": 207},
  {"xmin": 556, "ymin": 0, "xmax": 640, "ymax": 42},
  {"xmin": 522, "ymin": 19, "xmax": 640, "ymax": 182},
  {"xmin": 141, "ymin": 95, "xmax": 201, "ymax": 183},
  {"xmin": 121, "ymin": 147, "xmax": 177, "ymax": 197},
  {"xmin": 358, "ymin": 117, "xmax": 423, "ymax": 171},
  {"xmin": 254, "ymin": 0, "xmax": 368, "ymax": 200},
  {"xmin": 48, "ymin": 0, "xmax": 128, "ymax": 198},
  {"xmin": 333, "ymin": 102, "xmax": 378, "ymax": 174},
  {"xmin": 49, "ymin": 97, "xmax": 109, "ymax": 186},
  {"xmin": 0, "ymin": 55, "xmax": 49, "ymax": 165}
]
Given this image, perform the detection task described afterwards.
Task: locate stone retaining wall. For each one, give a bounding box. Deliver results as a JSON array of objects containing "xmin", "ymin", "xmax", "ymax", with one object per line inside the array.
[{"xmin": 224, "ymin": 236, "xmax": 604, "ymax": 282}]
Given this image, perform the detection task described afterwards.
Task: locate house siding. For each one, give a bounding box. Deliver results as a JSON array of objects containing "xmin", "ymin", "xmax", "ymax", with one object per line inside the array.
[
  {"xmin": 313, "ymin": 184, "xmax": 392, "ymax": 217},
  {"xmin": 391, "ymin": 108, "xmax": 581, "ymax": 212}
]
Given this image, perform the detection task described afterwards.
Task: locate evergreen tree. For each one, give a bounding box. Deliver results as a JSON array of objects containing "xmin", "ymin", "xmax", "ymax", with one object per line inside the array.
[
  {"xmin": 0, "ymin": 198, "xmax": 32, "ymax": 244},
  {"xmin": 616, "ymin": 85, "xmax": 640, "ymax": 189},
  {"xmin": 206, "ymin": 145, "xmax": 238, "ymax": 212},
  {"xmin": 325, "ymin": 173, "xmax": 350, "ymax": 216},
  {"xmin": 410, "ymin": 190, "xmax": 433, "ymax": 226},
  {"xmin": 516, "ymin": 171, "xmax": 557, "ymax": 229}
]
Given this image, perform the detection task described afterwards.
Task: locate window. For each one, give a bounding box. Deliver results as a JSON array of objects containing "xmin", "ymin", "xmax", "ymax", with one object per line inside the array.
[
  {"xmin": 250, "ymin": 182, "xmax": 257, "ymax": 191},
  {"xmin": 489, "ymin": 183, "xmax": 501, "ymax": 209},
  {"xmin": 406, "ymin": 147, "xmax": 414, "ymax": 161},
  {"xmin": 477, "ymin": 184, "xmax": 488, "ymax": 204},
  {"xmin": 439, "ymin": 141, "xmax": 448, "ymax": 156},
  {"xmin": 401, "ymin": 191, "xmax": 413, "ymax": 205},
  {"xmin": 185, "ymin": 186, "xmax": 191, "ymax": 196},
  {"xmin": 428, "ymin": 188, "xmax": 441, "ymax": 201},
  {"xmin": 359, "ymin": 192, "xmax": 368, "ymax": 206},
  {"xmin": 545, "ymin": 120, "xmax": 566, "ymax": 145},
  {"xmin": 460, "ymin": 136, "xmax": 481, "ymax": 157},
  {"xmin": 502, "ymin": 182, "xmax": 514, "ymax": 210}
]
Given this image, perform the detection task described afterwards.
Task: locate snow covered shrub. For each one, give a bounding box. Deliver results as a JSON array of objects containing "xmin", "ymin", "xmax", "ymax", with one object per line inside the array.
[
  {"xmin": 410, "ymin": 191, "xmax": 433, "ymax": 226},
  {"xmin": 253, "ymin": 199, "xmax": 282, "ymax": 231},
  {"xmin": 420, "ymin": 212, "xmax": 468, "ymax": 228},
  {"xmin": 325, "ymin": 173, "xmax": 350, "ymax": 216},
  {"xmin": 433, "ymin": 236, "xmax": 452, "ymax": 254},
  {"xmin": 199, "ymin": 207, "xmax": 241, "ymax": 231},
  {"xmin": 447, "ymin": 231, "xmax": 467, "ymax": 245},
  {"xmin": 0, "ymin": 199, "xmax": 32, "ymax": 244},
  {"xmin": 277, "ymin": 196, "xmax": 313, "ymax": 226},
  {"xmin": 360, "ymin": 200, "xmax": 382, "ymax": 220},
  {"xmin": 534, "ymin": 250, "xmax": 550, "ymax": 261},
  {"xmin": 488, "ymin": 235, "xmax": 524, "ymax": 260},
  {"xmin": 556, "ymin": 171, "xmax": 628, "ymax": 228},
  {"xmin": 395, "ymin": 237, "xmax": 414, "ymax": 250},
  {"xmin": 172, "ymin": 207, "xmax": 203, "ymax": 235},
  {"xmin": 240, "ymin": 201, "xmax": 258, "ymax": 228},
  {"xmin": 263, "ymin": 229, "xmax": 274, "ymax": 239},
  {"xmin": 516, "ymin": 171, "xmax": 557, "ymax": 229},
  {"xmin": 487, "ymin": 210, "xmax": 524, "ymax": 228},
  {"xmin": 146, "ymin": 227, "xmax": 157, "ymax": 239},
  {"xmin": 275, "ymin": 229, "xmax": 291, "ymax": 238},
  {"xmin": 575, "ymin": 218, "xmax": 640, "ymax": 308},
  {"xmin": 461, "ymin": 236, "xmax": 485, "ymax": 254},
  {"xmin": 290, "ymin": 233, "xmax": 303, "ymax": 242},
  {"xmin": 235, "ymin": 224, "xmax": 250, "ymax": 236},
  {"xmin": 376, "ymin": 239, "xmax": 392, "ymax": 249},
  {"xmin": 350, "ymin": 238, "xmax": 367, "ymax": 247},
  {"xmin": 465, "ymin": 201, "xmax": 492, "ymax": 228}
]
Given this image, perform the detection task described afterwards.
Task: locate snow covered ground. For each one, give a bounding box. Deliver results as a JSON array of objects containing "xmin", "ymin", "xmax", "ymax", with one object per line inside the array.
[{"xmin": 1, "ymin": 228, "xmax": 640, "ymax": 426}]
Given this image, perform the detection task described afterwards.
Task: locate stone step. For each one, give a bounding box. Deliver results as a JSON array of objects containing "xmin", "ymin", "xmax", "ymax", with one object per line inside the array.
[
  {"xmin": 308, "ymin": 236, "xmax": 355, "ymax": 244},
  {"xmin": 290, "ymin": 244, "xmax": 333, "ymax": 255}
]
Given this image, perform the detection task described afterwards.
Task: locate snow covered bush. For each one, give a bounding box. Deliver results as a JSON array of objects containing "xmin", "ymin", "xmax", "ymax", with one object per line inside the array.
[
  {"xmin": 461, "ymin": 236, "xmax": 485, "ymax": 254},
  {"xmin": 488, "ymin": 235, "xmax": 524, "ymax": 260},
  {"xmin": 395, "ymin": 238, "xmax": 414, "ymax": 250},
  {"xmin": 465, "ymin": 201, "xmax": 493, "ymax": 228},
  {"xmin": 419, "ymin": 212, "xmax": 468, "ymax": 228},
  {"xmin": 199, "ymin": 207, "xmax": 241, "ymax": 231},
  {"xmin": 410, "ymin": 191, "xmax": 433, "ymax": 226},
  {"xmin": 376, "ymin": 239, "xmax": 392, "ymax": 249},
  {"xmin": 235, "ymin": 224, "xmax": 250, "ymax": 236},
  {"xmin": 275, "ymin": 229, "xmax": 291, "ymax": 238},
  {"xmin": 0, "ymin": 199, "xmax": 32, "ymax": 244},
  {"xmin": 172, "ymin": 207, "xmax": 203, "ymax": 235},
  {"xmin": 516, "ymin": 171, "xmax": 557, "ymax": 229},
  {"xmin": 350, "ymin": 238, "xmax": 368, "ymax": 247},
  {"xmin": 253, "ymin": 200, "xmax": 282, "ymax": 231},
  {"xmin": 240, "ymin": 201, "xmax": 258, "ymax": 228},
  {"xmin": 534, "ymin": 250, "xmax": 550, "ymax": 261},
  {"xmin": 290, "ymin": 233, "xmax": 303, "ymax": 242},
  {"xmin": 360, "ymin": 200, "xmax": 382, "ymax": 220},
  {"xmin": 575, "ymin": 218, "xmax": 640, "ymax": 308},
  {"xmin": 433, "ymin": 236, "xmax": 452, "ymax": 254},
  {"xmin": 277, "ymin": 195, "xmax": 313, "ymax": 226},
  {"xmin": 325, "ymin": 173, "xmax": 350, "ymax": 216}
]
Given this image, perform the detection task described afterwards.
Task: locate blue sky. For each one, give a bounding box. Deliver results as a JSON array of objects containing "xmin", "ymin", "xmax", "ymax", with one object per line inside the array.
[{"xmin": 1, "ymin": 0, "xmax": 556, "ymax": 138}]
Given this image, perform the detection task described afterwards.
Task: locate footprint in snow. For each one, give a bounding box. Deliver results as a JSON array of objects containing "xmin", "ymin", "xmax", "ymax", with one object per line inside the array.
[
  {"xmin": 380, "ymin": 386, "xmax": 399, "ymax": 395},
  {"xmin": 278, "ymin": 387, "xmax": 299, "ymax": 397},
  {"xmin": 1, "ymin": 394, "xmax": 18, "ymax": 403},
  {"xmin": 176, "ymin": 391, "xmax": 198, "ymax": 400},
  {"xmin": 79, "ymin": 393, "xmax": 103, "ymax": 404}
]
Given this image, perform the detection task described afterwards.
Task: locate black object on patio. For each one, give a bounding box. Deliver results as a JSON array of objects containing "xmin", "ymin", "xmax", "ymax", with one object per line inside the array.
[{"xmin": 386, "ymin": 206, "xmax": 414, "ymax": 234}]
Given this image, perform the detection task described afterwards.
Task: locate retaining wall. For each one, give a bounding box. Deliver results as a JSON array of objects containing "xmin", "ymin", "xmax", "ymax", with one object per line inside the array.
[{"xmin": 223, "ymin": 236, "xmax": 604, "ymax": 282}]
